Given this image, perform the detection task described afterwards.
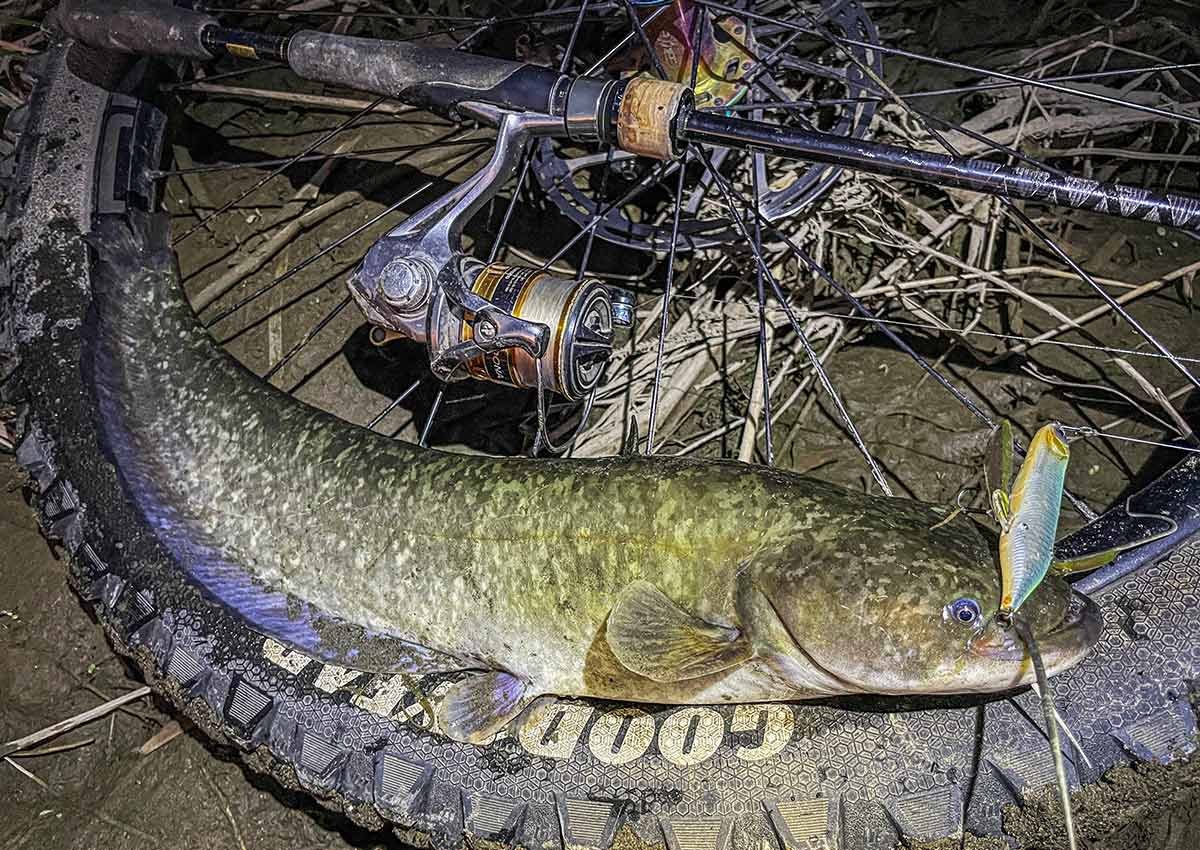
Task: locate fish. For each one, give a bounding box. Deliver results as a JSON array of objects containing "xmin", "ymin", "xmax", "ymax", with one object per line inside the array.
[{"xmin": 84, "ymin": 214, "xmax": 1103, "ymax": 744}]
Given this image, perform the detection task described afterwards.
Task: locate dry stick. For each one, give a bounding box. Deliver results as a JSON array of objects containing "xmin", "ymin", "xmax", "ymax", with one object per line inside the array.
[
  {"xmin": 1112, "ymin": 358, "xmax": 1197, "ymax": 443},
  {"xmin": 577, "ymin": 304, "xmax": 701, "ymax": 457},
  {"xmin": 191, "ymin": 130, "xmax": 377, "ymax": 311},
  {"xmin": 853, "ymin": 265, "xmax": 1143, "ymax": 299},
  {"xmin": 190, "ymin": 140, "xmax": 480, "ymax": 312},
  {"xmin": 738, "ymin": 322, "xmax": 774, "ymax": 463},
  {"xmin": 4, "ymin": 757, "xmax": 49, "ymax": 790},
  {"xmin": 878, "ymin": 229, "xmax": 1079, "ymax": 327},
  {"xmin": 172, "ymin": 145, "xmax": 217, "ymax": 212},
  {"xmin": 862, "ymin": 202, "xmax": 979, "ymax": 290},
  {"xmin": 138, "ymin": 721, "xmax": 185, "ymax": 756},
  {"xmin": 193, "ymin": 187, "xmax": 364, "ymax": 311},
  {"xmin": 1100, "ymin": 384, "xmax": 1192, "ymax": 434},
  {"xmin": 0, "ymin": 686, "xmax": 151, "ymax": 760},
  {"xmin": 1008, "ymin": 258, "xmax": 1200, "ymax": 355},
  {"xmin": 77, "ymin": 680, "xmax": 159, "ymax": 725},
  {"xmin": 268, "ymin": 246, "xmax": 290, "ymax": 368},
  {"xmin": 10, "ymin": 738, "xmax": 95, "ymax": 758},
  {"xmin": 775, "ymin": 323, "xmax": 846, "ymax": 428}
]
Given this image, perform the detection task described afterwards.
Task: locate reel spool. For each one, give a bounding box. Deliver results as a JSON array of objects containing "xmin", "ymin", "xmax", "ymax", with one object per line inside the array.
[
  {"xmin": 368, "ymin": 258, "xmax": 630, "ymax": 402},
  {"xmin": 428, "ymin": 260, "xmax": 618, "ymax": 401}
]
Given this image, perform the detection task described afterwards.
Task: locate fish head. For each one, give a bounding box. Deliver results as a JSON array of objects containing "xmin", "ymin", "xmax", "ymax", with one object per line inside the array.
[
  {"xmin": 751, "ymin": 506, "xmax": 1102, "ymax": 696},
  {"xmin": 964, "ymin": 572, "xmax": 1102, "ymax": 687}
]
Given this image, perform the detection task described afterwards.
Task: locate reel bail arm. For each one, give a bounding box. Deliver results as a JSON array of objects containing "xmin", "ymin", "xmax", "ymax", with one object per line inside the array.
[{"xmin": 349, "ymin": 107, "xmax": 631, "ymax": 401}]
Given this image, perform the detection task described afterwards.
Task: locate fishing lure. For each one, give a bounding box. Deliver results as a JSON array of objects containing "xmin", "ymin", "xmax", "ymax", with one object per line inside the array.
[
  {"xmin": 990, "ymin": 422, "xmax": 1072, "ymax": 617},
  {"xmin": 986, "ymin": 420, "xmax": 1180, "ymax": 619},
  {"xmin": 985, "ymin": 419, "xmax": 1181, "ymax": 850}
]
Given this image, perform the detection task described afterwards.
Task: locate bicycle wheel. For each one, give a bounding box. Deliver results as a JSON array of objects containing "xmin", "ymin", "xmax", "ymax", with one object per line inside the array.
[{"xmin": 4, "ymin": 3, "xmax": 1200, "ymax": 849}]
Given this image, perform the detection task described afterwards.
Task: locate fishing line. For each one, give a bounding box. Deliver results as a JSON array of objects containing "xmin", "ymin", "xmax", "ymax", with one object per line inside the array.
[
  {"xmin": 1073, "ymin": 430, "xmax": 1200, "ymax": 454},
  {"xmin": 635, "ymin": 295, "xmax": 1200, "ymax": 366},
  {"xmin": 1011, "ymin": 615, "xmax": 1079, "ymax": 850},
  {"xmin": 533, "ymin": 368, "xmax": 601, "ymax": 456}
]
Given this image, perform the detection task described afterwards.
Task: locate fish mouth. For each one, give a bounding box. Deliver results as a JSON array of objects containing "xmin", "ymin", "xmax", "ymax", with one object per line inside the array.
[{"xmin": 969, "ymin": 590, "xmax": 1102, "ymax": 670}]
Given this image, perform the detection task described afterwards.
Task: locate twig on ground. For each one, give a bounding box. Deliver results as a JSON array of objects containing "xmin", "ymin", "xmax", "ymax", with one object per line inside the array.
[{"xmin": 0, "ymin": 686, "xmax": 151, "ymax": 760}]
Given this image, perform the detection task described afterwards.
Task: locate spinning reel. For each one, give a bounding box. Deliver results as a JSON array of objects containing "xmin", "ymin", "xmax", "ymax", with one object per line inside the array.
[{"xmin": 348, "ymin": 106, "xmax": 638, "ymax": 403}]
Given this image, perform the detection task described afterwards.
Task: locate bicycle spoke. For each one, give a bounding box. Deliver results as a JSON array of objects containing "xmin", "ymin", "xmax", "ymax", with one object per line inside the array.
[
  {"xmin": 697, "ymin": 0, "xmax": 1200, "ymax": 129},
  {"xmin": 419, "ymin": 385, "xmax": 447, "ymax": 448},
  {"xmin": 747, "ymin": 129, "xmax": 775, "ymax": 467},
  {"xmin": 644, "ymin": 157, "xmax": 689, "ymax": 454},
  {"xmin": 696, "ymin": 147, "xmax": 894, "ymax": 495},
  {"xmin": 203, "ymin": 140, "xmax": 491, "ymax": 327},
  {"xmin": 426, "ymin": 0, "xmax": 594, "ymax": 449},
  {"xmin": 698, "ymin": 8, "xmax": 1200, "ymax": 410},
  {"xmin": 173, "ymin": 95, "xmax": 388, "ymax": 246},
  {"xmin": 165, "ymin": 62, "xmax": 287, "ymax": 89},
  {"xmin": 1010, "ymin": 205, "xmax": 1200, "ymax": 392},
  {"xmin": 582, "ymin": 2, "xmax": 671, "ymax": 76},
  {"xmin": 827, "ymin": 43, "xmax": 1200, "ymax": 393},
  {"xmin": 166, "ymin": 0, "xmax": 1194, "ymax": 538},
  {"xmin": 540, "ymin": 159, "xmax": 678, "ymax": 267},
  {"xmin": 368, "ymin": 378, "xmax": 422, "ymax": 431},
  {"xmin": 718, "ymin": 61, "xmax": 1200, "ymax": 112},
  {"xmin": 153, "ymin": 138, "xmax": 481, "ymax": 180},
  {"xmin": 203, "ymin": 197, "xmax": 408, "ymax": 329},
  {"xmin": 262, "ymin": 293, "xmax": 353, "ymax": 383}
]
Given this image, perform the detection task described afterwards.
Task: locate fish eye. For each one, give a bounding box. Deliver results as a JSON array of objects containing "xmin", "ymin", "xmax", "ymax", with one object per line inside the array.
[{"xmin": 946, "ymin": 597, "xmax": 982, "ymax": 626}]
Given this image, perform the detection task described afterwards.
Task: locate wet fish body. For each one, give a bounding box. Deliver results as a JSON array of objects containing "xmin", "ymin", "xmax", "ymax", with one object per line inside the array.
[{"xmin": 86, "ymin": 218, "xmax": 1102, "ymax": 742}]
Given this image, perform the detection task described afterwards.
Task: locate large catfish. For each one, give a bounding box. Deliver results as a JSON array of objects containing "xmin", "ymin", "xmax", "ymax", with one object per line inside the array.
[{"xmin": 85, "ymin": 216, "xmax": 1102, "ymax": 743}]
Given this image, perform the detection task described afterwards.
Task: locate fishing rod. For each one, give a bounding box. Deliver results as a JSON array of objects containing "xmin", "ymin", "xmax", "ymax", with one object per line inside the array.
[{"xmin": 52, "ymin": 0, "xmax": 1200, "ymax": 233}]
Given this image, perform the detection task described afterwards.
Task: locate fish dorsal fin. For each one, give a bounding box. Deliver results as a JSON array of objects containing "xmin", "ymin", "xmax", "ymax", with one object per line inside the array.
[
  {"xmin": 438, "ymin": 670, "xmax": 529, "ymax": 744},
  {"xmin": 621, "ymin": 417, "xmax": 640, "ymax": 456},
  {"xmin": 607, "ymin": 581, "xmax": 752, "ymax": 683}
]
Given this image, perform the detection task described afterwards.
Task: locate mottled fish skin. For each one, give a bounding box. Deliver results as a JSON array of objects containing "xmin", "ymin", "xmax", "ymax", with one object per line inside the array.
[
  {"xmin": 1000, "ymin": 424, "xmax": 1070, "ymax": 615},
  {"xmin": 84, "ymin": 217, "xmax": 1101, "ymax": 727}
]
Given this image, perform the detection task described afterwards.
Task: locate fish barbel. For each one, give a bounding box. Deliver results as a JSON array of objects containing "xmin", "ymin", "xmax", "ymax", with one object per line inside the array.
[{"xmin": 85, "ymin": 217, "xmax": 1102, "ymax": 743}]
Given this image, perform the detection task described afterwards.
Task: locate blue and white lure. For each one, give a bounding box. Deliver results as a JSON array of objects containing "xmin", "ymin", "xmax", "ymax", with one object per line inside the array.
[{"xmin": 986, "ymin": 420, "xmax": 1179, "ymax": 620}]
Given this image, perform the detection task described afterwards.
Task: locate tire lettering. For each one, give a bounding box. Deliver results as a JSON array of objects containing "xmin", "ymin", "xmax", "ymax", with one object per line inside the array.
[
  {"xmin": 518, "ymin": 702, "xmax": 593, "ymax": 759},
  {"xmin": 587, "ymin": 707, "xmax": 655, "ymax": 765},
  {"xmin": 262, "ymin": 637, "xmax": 313, "ymax": 675},
  {"xmin": 730, "ymin": 705, "xmax": 793, "ymax": 762},
  {"xmin": 659, "ymin": 707, "xmax": 724, "ymax": 766}
]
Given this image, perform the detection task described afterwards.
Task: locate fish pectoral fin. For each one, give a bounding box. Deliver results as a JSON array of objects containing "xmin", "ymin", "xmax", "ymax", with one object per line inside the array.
[
  {"xmin": 1051, "ymin": 549, "xmax": 1118, "ymax": 575},
  {"xmin": 607, "ymin": 580, "xmax": 752, "ymax": 683},
  {"xmin": 437, "ymin": 670, "xmax": 530, "ymax": 744}
]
